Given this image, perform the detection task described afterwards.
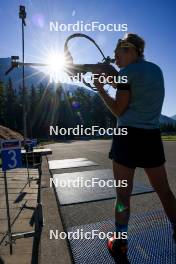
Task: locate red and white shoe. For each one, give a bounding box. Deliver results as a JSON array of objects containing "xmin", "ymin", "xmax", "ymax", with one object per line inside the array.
[{"xmin": 107, "ymin": 236, "xmax": 130, "ymax": 263}]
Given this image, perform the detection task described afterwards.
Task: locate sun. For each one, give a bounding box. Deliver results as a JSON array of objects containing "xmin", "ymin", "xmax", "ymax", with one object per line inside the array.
[
  {"xmin": 47, "ymin": 52, "xmax": 66, "ymax": 71},
  {"xmin": 45, "ymin": 51, "xmax": 67, "ymax": 83}
]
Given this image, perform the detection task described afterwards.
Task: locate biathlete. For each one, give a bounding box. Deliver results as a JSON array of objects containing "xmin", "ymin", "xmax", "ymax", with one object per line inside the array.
[{"xmin": 94, "ymin": 33, "xmax": 176, "ymax": 263}]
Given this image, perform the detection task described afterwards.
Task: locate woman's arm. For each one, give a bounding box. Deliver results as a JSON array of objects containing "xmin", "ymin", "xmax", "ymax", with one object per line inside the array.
[{"xmin": 95, "ymin": 81, "xmax": 130, "ymax": 117}]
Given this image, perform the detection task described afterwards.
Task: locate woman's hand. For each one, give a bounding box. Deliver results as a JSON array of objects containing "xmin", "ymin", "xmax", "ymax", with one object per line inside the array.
[
  {"xmin": 93, "ymin": 71, "xmax": 117, "ymax": 91},
  {"xmin": 92, "ymin": 69, "xmax": 106, "ymax": 92},
  {"xmin": 94, "ymin": 76, "xmax": 105, "ymax": 91}
]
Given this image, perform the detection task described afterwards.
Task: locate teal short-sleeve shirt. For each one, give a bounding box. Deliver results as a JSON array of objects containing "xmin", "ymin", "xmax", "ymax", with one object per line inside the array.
[{"xmin": 117, "ymin": 58, "xmax": 165, "ymax": 129}]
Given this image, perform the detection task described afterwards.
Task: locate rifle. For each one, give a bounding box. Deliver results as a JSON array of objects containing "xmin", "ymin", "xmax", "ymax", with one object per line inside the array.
[{"xmin": 5, "ymin": 33, "xmax": 118, "ymax": 91}]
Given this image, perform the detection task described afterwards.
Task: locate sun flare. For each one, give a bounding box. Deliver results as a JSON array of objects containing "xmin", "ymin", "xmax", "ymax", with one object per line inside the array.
[
  {"xmin": 44, "ymin": 51, "xmax": 67, "ymax": 83},
  {"xmin": 47, "ymin": 52, "xmax": 66, "ymax": 72}
]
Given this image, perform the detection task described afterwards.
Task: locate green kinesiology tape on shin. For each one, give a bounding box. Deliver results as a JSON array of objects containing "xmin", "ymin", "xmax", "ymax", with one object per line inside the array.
[{"xmin": 115, "ymin": 202, "xmax": 127, "ymax": 212}]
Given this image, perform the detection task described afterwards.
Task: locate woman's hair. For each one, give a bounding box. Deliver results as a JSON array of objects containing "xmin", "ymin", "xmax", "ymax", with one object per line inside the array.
[{"xmin": 116, "ymin": 33, "xmax": 145, "ymax": 58}]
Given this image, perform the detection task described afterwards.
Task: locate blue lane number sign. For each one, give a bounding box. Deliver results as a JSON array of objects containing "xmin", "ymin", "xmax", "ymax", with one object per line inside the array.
[
  {"xmin": 32, "ymin": 139, "xmax": 37, "ymax": 147},
  {"xmin": 22, "ymin": 138, "xmax": 37, "ymax": 148},
  {"xmin": 1, "ymin": 140, "xmax": 22, "ymax": 171}
]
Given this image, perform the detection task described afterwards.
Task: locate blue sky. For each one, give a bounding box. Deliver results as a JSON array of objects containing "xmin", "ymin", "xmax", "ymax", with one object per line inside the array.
[{"xmin": 0, "ymin": 0, "xmax": 175, "ymax": 116}]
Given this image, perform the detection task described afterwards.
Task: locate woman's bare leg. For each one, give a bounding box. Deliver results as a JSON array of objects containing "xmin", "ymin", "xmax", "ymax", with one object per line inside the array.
[
  {"xmin": 144, "ymin": 165, "xmax": 176, "ymax": 224},
  {"xmin": 113, "ymin": 161, "xmax": 135, "ymax": 225}
]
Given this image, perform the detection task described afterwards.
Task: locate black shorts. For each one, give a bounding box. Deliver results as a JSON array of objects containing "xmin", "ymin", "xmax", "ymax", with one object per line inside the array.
[{"xmin": 109, "ymin": 126, "xmax": 166, "ymax": 168}]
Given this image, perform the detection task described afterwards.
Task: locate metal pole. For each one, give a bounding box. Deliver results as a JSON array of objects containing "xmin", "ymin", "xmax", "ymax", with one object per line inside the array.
[
  {"xmin": 22, "ymin": 18, "xmax": 30, "ymax": 185},
  {"xmin": 22, "ymin": 18, "xmax": 27, "ymax": 141},
  {"xmin": 25, "ymin": 151, "xmax": 30, "ymax": 187},
  {"xmin": 22, "ymin": 20, "xmax": 30, "ymax": 185},
  {"xmin": 3, "ymin": 171, "xmax": 13, "ymax": 254},
  {"xmin": 19, "ymin": 6, "xmax": 30, "ymax": 186}
]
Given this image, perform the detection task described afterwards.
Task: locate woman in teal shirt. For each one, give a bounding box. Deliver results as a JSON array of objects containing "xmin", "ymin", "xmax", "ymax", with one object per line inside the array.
[{"xmin": 95, "ymin": 33, "xmax": 176, "ymax": 263}]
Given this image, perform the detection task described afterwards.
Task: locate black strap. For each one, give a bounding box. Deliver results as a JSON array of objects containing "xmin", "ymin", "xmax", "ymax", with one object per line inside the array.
[{"xmin": 117, "ymin": 83, "xmax": 131, "ymax": 91}]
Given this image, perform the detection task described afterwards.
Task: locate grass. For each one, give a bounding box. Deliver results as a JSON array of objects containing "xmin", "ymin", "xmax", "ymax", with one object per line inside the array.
[
  {"xmin": 38, "ymin": 135, "xmax": 176, "ymax": 145},
  {"xmin": 162, "ymin": 135, "xmax": 176, "ymax": 141}
]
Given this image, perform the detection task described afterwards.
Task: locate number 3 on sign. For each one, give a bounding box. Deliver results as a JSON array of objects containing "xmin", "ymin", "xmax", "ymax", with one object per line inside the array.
[
  {"xmin": 1, "ymin": 148, "xmax": 22, "ymax": 171},
  {"xmin": 7, "ymin": 150, "xmax": 17, "ymax": 168},
  {"xmin": 1, "ymin": 140, "xmax": 22, "ymax": 171}
]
